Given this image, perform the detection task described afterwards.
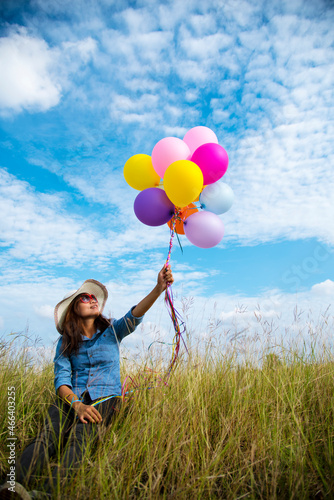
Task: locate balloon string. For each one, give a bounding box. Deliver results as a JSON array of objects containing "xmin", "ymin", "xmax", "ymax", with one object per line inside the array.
[
  {"xmin": 175, "ymin": 230, "xmax": 183, "ymax": 254},
  {"xmin": 164, "ymin": 208, "xmax": 188, "ymax": 376},
  {"xmin": 165, "ymin": 208, "xmax": 178, "ymax": 267}
]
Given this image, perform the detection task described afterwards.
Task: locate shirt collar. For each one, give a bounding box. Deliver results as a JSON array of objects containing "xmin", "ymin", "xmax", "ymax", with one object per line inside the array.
[{"xmin": 81, "ymin": 328, "xmax": 101, "ymax": 341}]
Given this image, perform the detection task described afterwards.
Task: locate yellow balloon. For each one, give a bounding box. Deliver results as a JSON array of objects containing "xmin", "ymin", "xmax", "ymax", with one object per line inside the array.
[
  {"xmin": 163, "ymin": 160, "xmax": 203, "ymax": 207},
  {"xmin": 124, "ymin": 154, "xmax": 160, "ymax": 190}
]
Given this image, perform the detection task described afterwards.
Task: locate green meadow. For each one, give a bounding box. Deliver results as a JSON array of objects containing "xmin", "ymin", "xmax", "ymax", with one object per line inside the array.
[{"xmin": 1, "ymin": 323, "xmax": 334, "ymax": 500}]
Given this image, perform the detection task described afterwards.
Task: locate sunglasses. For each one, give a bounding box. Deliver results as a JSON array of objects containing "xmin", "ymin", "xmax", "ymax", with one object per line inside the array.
[{"xmin": 78, "ymin": 293, "xmax": 98, "ymax": 304}]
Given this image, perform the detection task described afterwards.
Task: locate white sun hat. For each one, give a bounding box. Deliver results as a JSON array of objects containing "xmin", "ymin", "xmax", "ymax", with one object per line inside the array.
[{"xmin": 54, "ymin": 279, "xmax": 108, "ymax": 334}]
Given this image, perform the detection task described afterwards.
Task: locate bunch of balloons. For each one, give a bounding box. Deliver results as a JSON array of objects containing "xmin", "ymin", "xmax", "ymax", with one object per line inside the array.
[{"xmin": 123, "ymin": 126, "xmax": 234, "ymax": 248}]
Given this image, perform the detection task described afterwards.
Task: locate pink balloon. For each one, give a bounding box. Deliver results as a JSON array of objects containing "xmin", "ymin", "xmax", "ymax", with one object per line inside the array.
[
  {"xmin": 184, "ymin": 211, "xmax": 224, "ymax": 248},
  {"xmin": 152, "ymin": 137, "xmax": 190, "ymax": 178},
  {"xmin": 183, "ymin": 126, "xmax": 218, "ymax": 155},
  {"xmin": 191, "ymin": 143, "xmax": 229, "ymax": 185}
]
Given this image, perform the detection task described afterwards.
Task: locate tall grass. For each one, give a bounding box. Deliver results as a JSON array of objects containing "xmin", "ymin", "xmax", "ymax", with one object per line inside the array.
[{"xmin": 1, "ymin": 328, "xmax": 334, "ymax": 499}]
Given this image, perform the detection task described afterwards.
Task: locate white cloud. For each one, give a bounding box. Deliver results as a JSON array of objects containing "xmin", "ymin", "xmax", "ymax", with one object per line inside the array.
[
  {"xmin": 62, "ymin": 37, "xmax": 97, "ymax": 64},
  {"xmin": 163, "ymin": 125, "xmax": 188, "ymax": 136},
  {"xmin": 0, "ymin": 28, "xmax": 61, "ymax": 114},
  {"xmin": 188, "ymin": 13, "xmax": 217, "ymax": 36},
  {"xmin": 184, "ymin": 89, "xmax": 199, "ymax": 102},
  {"xmin": 311, "ymin": 279, "xmax": 334, "ymax": 296},
  {"xmin": 0, "ymin": 27, "xmax": 97, "ymax": 115},
  {"xmin": 109, "ymin": 93, "xmax": 159, "ymax": 124},
  {"xmin": 0, "ymin": 168, "xmax": 114, "ymax": 266},
  {"xmin": 180, "ymin": 30, "xmax": 233, "ymax": 60},
  {"xmin": 101, "ymin": 27, "xmax": 173, "ymax": 70},
  {"xmin": 175, "ymin": 59, "xmax": 210, "ymax": 83},
  {"xmin": 34, "ymin": 304, "xmax": 54, "ymax": 319},
  {"xmin": 115, "ymin": 7, "xmax": 159, "ymax": 33},
  {"xmin": 124, "ymin": 78, "xmax": 161, "ymax": 92}
]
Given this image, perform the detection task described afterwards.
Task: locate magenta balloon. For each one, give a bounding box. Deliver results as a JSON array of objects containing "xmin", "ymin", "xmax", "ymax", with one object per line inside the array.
[
  {"xmin": 191, "ymin": 143, "xmax": 229, "ymax": 185},
  {"xmin": 183, "ymin": 126, "xmax": 218, "ymax": 155},
  {"xmin": 134, "ymin": 188, "xmax": 175, "ymax": 226},
  {"xmin": 184, "ymin": 211, "xmax": 224, "ymax": 248}
]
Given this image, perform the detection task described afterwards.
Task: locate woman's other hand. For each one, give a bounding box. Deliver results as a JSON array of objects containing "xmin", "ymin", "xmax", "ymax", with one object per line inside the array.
[{"xmin": 73, "ymin": 402, "xmax": 102, "ymax": 424}]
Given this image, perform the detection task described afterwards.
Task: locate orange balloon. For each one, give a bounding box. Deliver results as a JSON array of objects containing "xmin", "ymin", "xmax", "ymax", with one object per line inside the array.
[{"xmin": 167, "ymin": 203, "xmax": 198, "ymax": 235}]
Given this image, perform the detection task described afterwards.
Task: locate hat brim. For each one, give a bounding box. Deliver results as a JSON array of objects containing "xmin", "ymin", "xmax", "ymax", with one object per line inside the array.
[{"xmin": 54, "ymin": 279, "xmax": 108, "ymax": 334}]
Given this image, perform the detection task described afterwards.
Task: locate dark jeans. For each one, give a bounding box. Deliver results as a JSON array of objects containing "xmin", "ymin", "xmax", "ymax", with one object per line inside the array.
[{"xmin": 16, "ymin": 393, "xmax": 119, "ymax": 494}]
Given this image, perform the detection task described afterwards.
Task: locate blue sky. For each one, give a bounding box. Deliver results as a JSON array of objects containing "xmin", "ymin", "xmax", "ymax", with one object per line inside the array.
[{"xmin": 0, "ymin": 0, "xmax": 333, "ymax": 356}]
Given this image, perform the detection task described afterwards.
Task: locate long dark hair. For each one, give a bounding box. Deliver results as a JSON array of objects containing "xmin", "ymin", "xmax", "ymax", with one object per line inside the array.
[{"xmin": 60, "ymin": 297, "xmax": 111, "ymax": 357}]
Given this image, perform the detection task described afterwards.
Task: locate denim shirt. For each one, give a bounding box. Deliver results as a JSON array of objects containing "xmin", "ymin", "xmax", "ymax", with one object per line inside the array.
[{"xmin": 53, "ymin": 308, "xmax": 143, "ymax": 400}]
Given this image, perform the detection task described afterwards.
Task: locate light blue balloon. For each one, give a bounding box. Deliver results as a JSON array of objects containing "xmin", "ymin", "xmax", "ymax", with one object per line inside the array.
[{"xmin": 199, "ymin": 182, "xmax": 234, "ymax": 215}]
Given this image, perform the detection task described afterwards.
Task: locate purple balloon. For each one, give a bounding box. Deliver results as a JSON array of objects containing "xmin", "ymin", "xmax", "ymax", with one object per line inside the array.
[
  {"xmin": 184, "ymin": 211, "xmax": 224, "ymax": 248},
  {"xmin": 191, "ymin": 143, "xmax": 229, "ymax": 185},
  {"xmin": 134, "ymin": 188, "xmax": 175, "ymax": 226}
]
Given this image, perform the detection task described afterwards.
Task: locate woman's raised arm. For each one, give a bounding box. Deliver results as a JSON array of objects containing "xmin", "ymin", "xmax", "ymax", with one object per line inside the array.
[{"xmin": 131, "ymin": 265, "xmax": 174, "ymax": 318}]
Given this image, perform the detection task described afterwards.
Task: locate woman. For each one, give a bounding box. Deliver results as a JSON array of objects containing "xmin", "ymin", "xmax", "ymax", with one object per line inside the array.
[{"xmin": 0, "ymin": 266, "xmax": 174, "ymax": 500}]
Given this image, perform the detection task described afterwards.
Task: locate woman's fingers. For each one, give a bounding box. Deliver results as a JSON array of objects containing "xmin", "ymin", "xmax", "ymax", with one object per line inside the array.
[
  {"xmin": 164, "ymin": 266, "xmax": 174, "ymax": 284},
  {"xmin": 157, "ymin": 265, "xmax": 174, "ymax": 290},
  {"xmin": 86, "ymin": 407, "xmax": 102, "ymax": 423},
  {"xmin": 91, "ymin": 407, "xmax": 103, "ymax": 422},
  {"xmin": 76, "ymin": 403, "xmax": 103, "ymax": 424}
]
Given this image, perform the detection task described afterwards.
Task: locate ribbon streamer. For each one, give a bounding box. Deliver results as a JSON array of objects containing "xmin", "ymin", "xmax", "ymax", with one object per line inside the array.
[{"xmin": 164, "ymin": 208, "xmax": 188, "ymax": 375}]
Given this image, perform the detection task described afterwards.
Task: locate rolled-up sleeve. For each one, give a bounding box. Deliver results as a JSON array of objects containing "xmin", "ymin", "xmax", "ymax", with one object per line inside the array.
[
  {"xmin": 111, "ymin": 306, "xmax": 144, "ymax": 342},
  {"xmin": 53, "ymin": 337, "xmax": 72, "ymax": 393}
]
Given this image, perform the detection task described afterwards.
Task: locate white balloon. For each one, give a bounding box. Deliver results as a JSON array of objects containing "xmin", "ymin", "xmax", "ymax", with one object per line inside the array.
[{"xmin": 199, "ymin": 182, "xmax": 234, "ymax": 214}]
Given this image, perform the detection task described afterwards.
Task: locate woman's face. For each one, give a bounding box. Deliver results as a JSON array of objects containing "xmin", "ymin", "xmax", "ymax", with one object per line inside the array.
[{"xmin": 74, "ymin": 293, "xmax": 100, "ymax": 319}]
